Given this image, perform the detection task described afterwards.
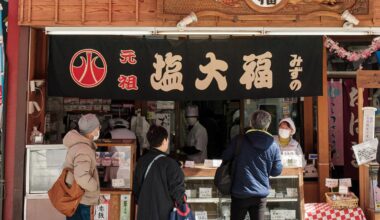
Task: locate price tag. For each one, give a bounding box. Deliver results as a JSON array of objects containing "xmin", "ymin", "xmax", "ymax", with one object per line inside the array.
[
  {"xmin": 339, "ymin": 186, "xmax": 349, "ymax": 194},
  {"xmin": 268, "ymin": 189, "xmax": 276, "ymax": 198},
  {"xmin": 194, "ymin": 211, "xmax": 208, "ymax": 220},
  {"xmin": 352, "ymin": 138, "xmax": 378, "ymax": 165},
  {"xmin": 270, "ymin": 210, "xmax": 296, "ymax": 220},
  {"xmin": 184, "ymin": 161, "xmax": 195, "ymax": 168},
  {"xmin": 309, "ymin": 154, "xmax": 318, "ymax": 160},
  {"xmin": 185, "ymin": 190, "xmax": 192, "ymax": 198},
  {"xmin": 325, "ymin": 178, "xmax": 338, "ymax": 188},
  {"xmin": 204, "ymin": 159, "xmax": 213, "ymax": 168},
  {"xmin": 112, "ymin": 178, "xmax": 126, "ymax": 188},
  {"xmin": 212, "ymin": 159, "xmax": 223, "ymax": 167},
  {"xmin": 283, "ymin": 150, "xmax": 297, "ymax": 156},
  {"xmin": 199, "ymin": 188, "xmax": 212, "ymax": 198},
  {"xmin": 339, "ymin": 178, "xmax": 352, "ymax": 187},
  {"xmin": 286, "ymin": 188, "xmax": 298, "ymax": 197},
  {"xmin": 275, "ymin": 192, "xmax": 284, "ymax": 198}
]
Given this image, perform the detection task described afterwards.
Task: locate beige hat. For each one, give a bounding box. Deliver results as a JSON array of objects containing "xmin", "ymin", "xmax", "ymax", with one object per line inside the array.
[
  {"xmin": 279, "ymin": 117, "xmax": 296, "ymax": 135},
  {"xmin": 78, "ymin": 114, "xmax": 100, "ymax": 134}
]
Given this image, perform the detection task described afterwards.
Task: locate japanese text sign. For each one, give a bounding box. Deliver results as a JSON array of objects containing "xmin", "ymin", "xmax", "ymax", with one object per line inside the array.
[
  {"xmin": 339, "ymin": 178, "xmax": 352, "ymax": 187},
  {"xmin": 353, "ymin": 138, "xmax": 378, "ymax": 165},
  {"xmin": 48, "ymin": 36, "xmax": 323, "ymax": 100},
  {"xmin": 325, "ymin": 178, "xmax": 339, "ymax": 188}
]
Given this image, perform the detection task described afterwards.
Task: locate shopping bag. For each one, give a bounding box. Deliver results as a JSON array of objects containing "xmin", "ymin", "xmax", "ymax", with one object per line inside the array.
[
  {"xmin": 169, "ymin": 203, "xmax": 195, "ymax": 220},
  {"xmin": 48, "ymin": 168, "xmax": 84, "ymax": 217}
]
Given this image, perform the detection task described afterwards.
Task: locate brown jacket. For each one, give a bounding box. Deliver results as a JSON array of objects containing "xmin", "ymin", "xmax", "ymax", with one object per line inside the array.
[{"xmin": 63, "ymin": 130, "xmax": 100, "ymax": 205}]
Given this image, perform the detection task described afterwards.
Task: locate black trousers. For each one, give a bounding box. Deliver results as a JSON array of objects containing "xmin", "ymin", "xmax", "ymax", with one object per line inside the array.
[{"xmin": 231, "ymin": 196, "xmax": 267, "ymax": 220}]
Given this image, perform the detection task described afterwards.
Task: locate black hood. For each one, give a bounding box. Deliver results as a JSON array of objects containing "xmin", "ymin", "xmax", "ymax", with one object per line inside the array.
[{"xmin": 245, "ymin": 130, "xmax": 274, "ymax": 151}]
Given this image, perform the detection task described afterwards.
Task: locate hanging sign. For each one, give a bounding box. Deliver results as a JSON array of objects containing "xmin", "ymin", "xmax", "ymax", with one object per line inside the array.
[
  {"xmin": 352, "ymin": 138, "xmax": 378, "ymax": 165},
  {"xmin": 48, "ymin": 36, "xmax": 323, "ymax": 100}
]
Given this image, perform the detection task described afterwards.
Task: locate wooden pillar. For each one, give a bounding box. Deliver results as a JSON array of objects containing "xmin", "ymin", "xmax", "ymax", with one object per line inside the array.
[
  {"xmin": 317, "ymin": 45, "xmax": 329, "ymax": 202},
  {"xmin": 358, "ymin": 87, "xmax": 366, "ymax": 209},
  {"xmin": 303, "ymin": 97, "xmax": 314, "ymax": 157}
]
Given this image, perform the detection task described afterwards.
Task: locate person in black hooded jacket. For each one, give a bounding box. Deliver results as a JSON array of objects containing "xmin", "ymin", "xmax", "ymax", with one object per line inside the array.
[
  {"xmin": 133, "ymin": 125, "xmax": 185, "ymax": 220},
  {"xmin": 222, "ymin": 110, "xmax": 283, "ymax": 220}
]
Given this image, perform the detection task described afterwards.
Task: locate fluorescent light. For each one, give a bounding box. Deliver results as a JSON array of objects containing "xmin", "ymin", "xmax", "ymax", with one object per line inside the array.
[
  {"xmin": 157, "ymin": 31, "xmax": 262, "ymax": 36},
  {"xmin": 264, "ymin": 27, "xmax": 372, "ymax": 36},
  {"xmin": 45, "ymin": 27, "xmax": 154, "ymax": 35},
  {"xmin": 45, "ymin": 27, "xmax": 380, "ymax": 36}
]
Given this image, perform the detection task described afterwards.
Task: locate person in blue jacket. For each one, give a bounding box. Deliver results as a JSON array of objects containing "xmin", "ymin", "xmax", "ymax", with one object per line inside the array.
[{"xmin": 222, "ymin": 110, "xmax": 283, "ymax": 220}]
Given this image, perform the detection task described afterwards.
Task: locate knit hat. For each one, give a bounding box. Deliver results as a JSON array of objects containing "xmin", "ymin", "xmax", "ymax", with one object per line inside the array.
[
  {"xmin": 185, "ymin": 105, "xmax": 199, "ymax": 117},
  {"xmin": 78, "ymin": 114, "xmax": 100, "ymax": 134},
  {"xmin": 279, "ymin": 117, "xmax": 296, "ymax": 135}
]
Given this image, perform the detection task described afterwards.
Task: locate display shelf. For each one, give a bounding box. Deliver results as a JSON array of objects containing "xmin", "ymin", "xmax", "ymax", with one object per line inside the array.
[
  {"xmin": 184, "ymin": 167, "xmax": 304, "ymax": 220},
  {"xmin": 219, "ymin": 198, "xmax": 298, "ymax": 203},
  {"xmin": 187, "ymin": 198, "xmax": 220, "ymax": 203}
]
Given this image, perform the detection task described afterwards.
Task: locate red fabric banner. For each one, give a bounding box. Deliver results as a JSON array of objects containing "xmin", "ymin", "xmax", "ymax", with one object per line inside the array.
[
  {"xmin": 342, "ymin": 79, "xmax": 368, "ymax": 180},
  {"xmin": 329, "ymin": 80, "xmax": 344, "ymax": 166}
]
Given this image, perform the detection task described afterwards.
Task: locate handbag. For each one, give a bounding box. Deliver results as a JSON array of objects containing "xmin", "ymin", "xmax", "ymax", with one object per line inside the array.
[
  {"xmin": 214, "ymin": 135, "xmax": 243, "ymax": 195},
  {"xmin": 169, "ymin": 197, "xmax": 195, "ymax": 220},
  {"xmin": 48, "ymin": 168, "xmax": 84, "ymax": 217}
]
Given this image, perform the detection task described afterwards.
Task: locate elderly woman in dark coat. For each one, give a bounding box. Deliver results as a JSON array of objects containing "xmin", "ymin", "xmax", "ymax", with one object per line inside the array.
[{"xmin": 133, "ymin": 125, "xmax": 186, "ymax": 220}]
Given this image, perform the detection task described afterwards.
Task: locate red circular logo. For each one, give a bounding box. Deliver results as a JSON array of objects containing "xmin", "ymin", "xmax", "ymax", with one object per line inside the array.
[{"xmin": 70, "ymin": 49, "xmax": 107, "ymax": 88}]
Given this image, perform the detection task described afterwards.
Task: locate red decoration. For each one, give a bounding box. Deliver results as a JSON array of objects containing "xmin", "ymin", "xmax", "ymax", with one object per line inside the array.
[{"xmin": 118, "ymin": 75, "xmax": 138, "ymax": 91}]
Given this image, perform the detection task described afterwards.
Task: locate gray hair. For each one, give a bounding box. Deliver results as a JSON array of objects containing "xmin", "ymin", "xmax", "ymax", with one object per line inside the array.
[{"xmin": 250, "ymin": 110, "xmax": 271, "ymax": 130}]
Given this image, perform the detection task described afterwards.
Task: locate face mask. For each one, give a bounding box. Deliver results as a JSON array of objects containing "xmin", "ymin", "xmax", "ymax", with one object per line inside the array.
[
  {"xmin": 186, "ymin": 117, "xmax": 197, "ymax": 126},
  {"xmin": 278, "ymin": 128, "xmax": 291, "ymax": 139},
  {"xmin": 93, "ymin": 131, "xmax": 100, "ymax": 141}
]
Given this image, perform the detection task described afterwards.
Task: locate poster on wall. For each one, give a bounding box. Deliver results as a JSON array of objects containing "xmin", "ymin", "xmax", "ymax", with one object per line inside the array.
[
  {"xmin": 120, "ymin": 194, "xmax": 131, "ymax": 220},
  {"xmin": 94, "ymin": 194, "xmax": 110, "ymax": 220},
  {"xmin": 328, "ymin": 80, "xmax": 344, "ymax": 166},
  {"xmin": 48, "ymin": 36, "xmax": 323, "ymax": 100}
]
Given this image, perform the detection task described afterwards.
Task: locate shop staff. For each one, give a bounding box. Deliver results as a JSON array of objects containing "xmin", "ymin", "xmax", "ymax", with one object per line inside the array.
[
  {"xmin": 108, "ymin": 118, "xmax": 136, "ymax": 139},
  {"xmin": 183, "ymin": 105, "xmax": 208, "ymax": 163},
  {"xmin": 274, "ymin": 117, "xmax": 306, "ymax": 167},
  {"xmin": 104, "ymin": 118, "xmax": 136, "ymax": 186}
]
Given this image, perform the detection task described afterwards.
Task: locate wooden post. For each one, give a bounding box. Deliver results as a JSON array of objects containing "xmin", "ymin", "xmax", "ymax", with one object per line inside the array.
[
  {"xmin": 317, "ymin": 45, "xmax": 329, "ymax": 202},
  {"xmin": 303, "ymin": 97, "xmax": 314, "ymax": 157}
]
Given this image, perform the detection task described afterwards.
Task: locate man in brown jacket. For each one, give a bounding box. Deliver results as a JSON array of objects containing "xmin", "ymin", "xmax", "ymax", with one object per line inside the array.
[{"xmin": 63, "ymin": 114, "xmax": 101, "ymax": 220}]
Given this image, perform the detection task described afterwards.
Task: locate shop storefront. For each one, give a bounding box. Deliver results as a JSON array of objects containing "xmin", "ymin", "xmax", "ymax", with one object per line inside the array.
[
  {"xmin": 25, "ymin": 35, "xmax": 322, "ymax": 220},
  {"xmin": 6, "ymin": 0, "xmax": 380, "ymax": 219}
]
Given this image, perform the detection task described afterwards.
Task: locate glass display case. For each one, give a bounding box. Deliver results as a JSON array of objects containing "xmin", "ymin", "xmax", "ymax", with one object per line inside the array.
[
  {"xmin": 96, "ymin": 140, "xmax": 136, "ymax": 190},
  {"xmin": 368, "ymin": 163, "xmax": 380, "ymax": 212},
  {"xmin": 183, "ymin": 167, "xmax": 304, "ymax": 220},
  {"xmin": 25, "ymin": 141, "xmax": 136, "ymax": 220}
]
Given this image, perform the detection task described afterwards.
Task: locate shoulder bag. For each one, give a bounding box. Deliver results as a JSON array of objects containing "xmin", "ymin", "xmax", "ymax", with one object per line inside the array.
[
  {"xmin": 48, "ymin": 168, "xmax": 84, "ymax": 217},
  {"xmin": 214, "ymin": 135, "xmax": 243, "ymax": 195}
]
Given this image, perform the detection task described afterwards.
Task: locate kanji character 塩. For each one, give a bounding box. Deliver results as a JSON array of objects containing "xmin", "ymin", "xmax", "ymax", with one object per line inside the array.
[{"xmin": 151, "ymin": 53, "xmax": 184, "ymax": 91}]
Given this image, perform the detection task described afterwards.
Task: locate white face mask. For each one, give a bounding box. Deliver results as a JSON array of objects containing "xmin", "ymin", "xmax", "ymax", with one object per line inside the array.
[
  {"xmin": 278, "ymin": 128, "xmax": 291, "ymax": 139},
  {"xmin": 93, "ymin": 131, "xmax": 100, "ymax": 141}
]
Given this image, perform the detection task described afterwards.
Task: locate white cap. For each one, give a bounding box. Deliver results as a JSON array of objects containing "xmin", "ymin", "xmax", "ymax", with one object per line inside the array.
[
  {"xmin": 185, "ymin": 105, "xmax": 199, "ymax": 117},
  {"xmin": 279, "ymin": 117, "xmax": 296, "ymax": 135},
  {"xmin": 109, "ymin": 118, "xmax": 129, "ymax": 128}
]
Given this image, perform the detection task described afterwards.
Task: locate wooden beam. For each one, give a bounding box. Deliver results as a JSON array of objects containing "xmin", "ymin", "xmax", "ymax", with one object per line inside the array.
[
  {"xmin": 317, "ymin": 43, "xmax": 330, "ymax": 202},
  {"xmin": 357, "ymin": 70, "xmax": 380, "ymax": 88}
]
